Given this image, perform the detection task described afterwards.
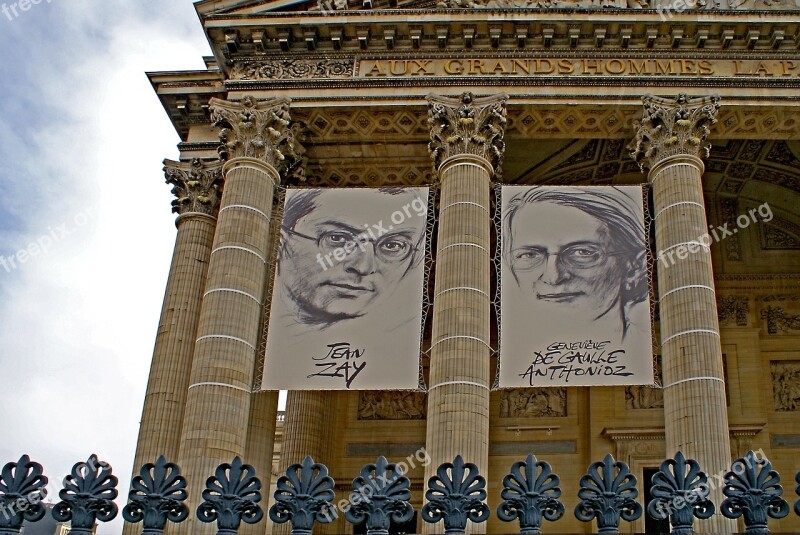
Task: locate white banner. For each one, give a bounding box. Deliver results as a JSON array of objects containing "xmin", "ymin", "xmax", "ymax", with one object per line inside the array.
[
  {"xmin": 499, "ymin": 185, "xmax": 653, "ymax": 387},
  {"xmin": 262, "ymin": 187, "xmax": 429, "ymax": 390}
]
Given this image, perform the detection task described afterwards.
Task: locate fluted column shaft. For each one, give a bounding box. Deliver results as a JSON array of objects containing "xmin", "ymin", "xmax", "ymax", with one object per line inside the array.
[
  {"xmin": 423, "ymin": 93, "xmax": 507, "ymax": 535},
  {"xmin": 127, "ymin": 158, "xmax": 223, "ymax": 535},
  {"xmin": 425, "ymin": 156, "xmax": 492, "ymax": 494},
  {"xmin": 132, "ymin": 212, "xmax": 216, "ymax": 466},
  {"xmin": 650, "ymin": 155, "xmax": 732, "ymax": 532},
  {"xmin": 174, "ymin": 95, "xmax": 295, "ymax": 535},
  {"xmin": 127, "ymin": 214, "xmax": 217, "ymax": 535},
  {"xmin": 241, "ymin": 390, "xmax": 279, "ymax": 535},
  {"xmin": 632, "ymin": 94, "xmax": 733, "ymax": 534},
  {"xmin": 133, "ymin": 211, "xmax": 217, "ymax": 456},
  {"xmin": 273, "ymin": 391, "xmax": 331, "ymax": 534},
  {"xmin": 176, "ymin": 158, "xmax": 278, "ymax": 535},
  {"xmin": 278, "ymin": 391, "xmax": 329, "ymax": 470}
]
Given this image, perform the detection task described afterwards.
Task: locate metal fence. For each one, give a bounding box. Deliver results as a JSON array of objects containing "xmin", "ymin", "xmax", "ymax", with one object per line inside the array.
[{"xmin": 1, "ymin": 450, "xmax": 799, "ymax": 535}]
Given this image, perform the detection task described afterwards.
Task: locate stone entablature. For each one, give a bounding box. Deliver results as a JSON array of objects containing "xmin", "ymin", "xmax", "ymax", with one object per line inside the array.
[
  {"xmin": 201, "ymin": 15, "xmax": 798, "ymax": 57},
  {"xmin": 200, "ymin": 0, "xmax": 798, "ymax": 15},
  {"xmin": 230, "ymin": 57, "xmax": 800, "ymax": 81}
]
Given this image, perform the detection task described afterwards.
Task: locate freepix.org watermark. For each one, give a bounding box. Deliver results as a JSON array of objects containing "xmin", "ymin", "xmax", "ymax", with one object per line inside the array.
[
  {"xmin": 319, "ymin": 447, "xmax": 431, "ymax": 522},
  {"xmin": 653, "ymin": 0, "xmax": 800, "ymax": 21},
  {"xmin": 651, "ymin": 449, "xmax": 768, "ymax": 521},
  {"xmin": 2, "ymin": 0, "xmax": 55, "ymax": 22},
  {"xmin": 0, "ymin": 205, "xmax": 97, "ymax": 274},
  {"xmin": 658, "ymin": 202, "xmax": 772, "ymax": 269},
  {"xmin": 0, "ymin": 456, "xmax": 107, "ymax": 523},
  {"xmin": 314, "ymin": 196, "xmax": 427, "ymax": 272}
]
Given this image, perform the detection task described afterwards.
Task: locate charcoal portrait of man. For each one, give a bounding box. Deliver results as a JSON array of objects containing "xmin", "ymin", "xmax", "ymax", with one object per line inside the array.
[{"xmin": 263, "ymin": 187, "xmax": 429, "ymax": 390}]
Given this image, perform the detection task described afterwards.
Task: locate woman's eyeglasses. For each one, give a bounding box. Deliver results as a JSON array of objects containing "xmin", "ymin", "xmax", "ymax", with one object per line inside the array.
[{"xmin": 510, "ymin": 243, "xmax": 623, "ymax": 271}]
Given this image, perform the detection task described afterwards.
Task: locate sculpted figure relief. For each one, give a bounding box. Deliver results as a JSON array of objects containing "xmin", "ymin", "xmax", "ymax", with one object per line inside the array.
[
  {"xmin": 772, "ymin": 361, "xmax": 800, "ymax": 412},
  {"xmin": 625, "ymin": 384, "xmax": 664, "ymax": 409},
  {"xmin": 499, "ymin": 388, "xmax": 567, "ymax": 417},
  {"xmin": 438, "ymin": 0, "xmax": 792, "ymax": 9},
  {"xmin": 625, "ymin": 357, "xmax": 663, "ymax": 409},
  {"xmin": 358, "ymin": 391, "xmax": 428, "ymax": 420},
  {"xmin": 437, "ymin": 0, "xmax": 649, "ymax": 7}
]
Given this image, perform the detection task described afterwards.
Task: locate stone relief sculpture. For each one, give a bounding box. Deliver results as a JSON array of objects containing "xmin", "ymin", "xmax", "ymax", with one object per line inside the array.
[
  {"xmin": 718, "ymin": 296, "xmax": 749, "ymax": 327},
  {"xmin": 231, "ymin": 60, "xmax": 353, "ymax": 81},
  {"xmin": 771, "ymin": 361, "xmax": 800, "ymax": 412},
  {"xmin": 359, "ymin": 391, "xmax": 427, "ymax": 420},
  {"xmin": 625, "ymin": 384, "xmax": 664, "ymax": 410},
  {"xmin": 499, "ymin": 388, "xmax": 567, "ymax": 417},
  {"xmin": 625, "ymin": 357, "xmax": 663, "ymax": 409},
  {"xmin": 437, "ymin": 0, "xmax": 650, "ymax": 8},
  {"xmin": 437, "ymin": 0, "xmax": 793, "ymax": 8},
  {"xmin": 761, "ymin": 306, "xmax": 800, "ymax": 335}
]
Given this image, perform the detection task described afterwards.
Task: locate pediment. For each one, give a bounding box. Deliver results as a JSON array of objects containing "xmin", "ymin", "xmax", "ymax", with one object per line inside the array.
[
  {"xmin": 196, "ymin": 0, "xmax": 305, "ymax": 16},
  {"xmin": 196, "ymin": 0, "xmax": 434, "ymax": 15},
  {"xmin": 196, "ymin": 0, "xmax": 797, "ymax": 14}
]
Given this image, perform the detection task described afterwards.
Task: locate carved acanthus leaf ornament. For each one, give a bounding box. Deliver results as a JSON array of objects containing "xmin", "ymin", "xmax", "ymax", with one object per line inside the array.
[
  {"xmin": 439, "ymin": 0, "xmax": 649, "ymax": 7},
  {"xmin": 629, "ymin": 94, "xmax": 720, "ymax": 171},
  {"xmin": 210, "ymin": 96, "xmax": 300, "ymax": 174},
  {"xmin": 427, "ymin": 92, "xmax": 508, "ymax": 178},
  {"xmin": 164, "ymin": 158, "xmax": 223, "ymax": 217},
  {"xmin": 231, "ymin": 60, "xmax": 354, "ymax": 81}
]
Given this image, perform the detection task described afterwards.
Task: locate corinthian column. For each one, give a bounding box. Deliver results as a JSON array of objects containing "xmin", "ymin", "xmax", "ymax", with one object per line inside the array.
[
  {"xmin": 631, "ymin": 94, "xmax": 734, "ymax": 533},
  {"xmin": 424, "ymin": 92, "xmax": 507, "ymax": 535},
  {"xmin": 124, "ymin": 159, "xmax": 221, "ymax": 535},
  {"xmin": 272, "ymin": 391, "xmax": 331, "ymax": 535},
  {"xmin": 175, "ymin": 96, "xmax": 293, "ymax": 535}
]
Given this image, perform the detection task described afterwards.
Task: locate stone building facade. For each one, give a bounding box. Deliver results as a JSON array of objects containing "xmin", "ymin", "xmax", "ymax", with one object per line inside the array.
[{"xmin": 132, "ymin": 0, "xmax": 800, "ymax": 533}]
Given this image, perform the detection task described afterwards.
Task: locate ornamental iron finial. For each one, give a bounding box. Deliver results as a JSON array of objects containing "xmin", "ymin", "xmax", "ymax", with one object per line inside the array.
[
  {"xmin": 52, "ymin": 454, "xmax": 118, "ymax": 535},
  {"xmin": 795, "ymin": 471, "xmax": 799, "ymax": 516},
  {"xmin": 629, "ymin": 93, "xmax": 720, "ymax": 171},
  {"xmin": 344, "ymin": 456, "xmax": 414, "ymax": 535},
  {"xmin": 575, "ymin": 453, "xmax": 641, "ymax": 534},
  {"xmin": 122, "ymin": 456, "xmax": 188, "ymax": 535},
  {"xmin": 647, "ymin": 452, "xmax": 714, "ymax": 534},
  {"xmin": 210, "ymin": 95, "xmax": 295, "ymax": 172},
  {"xmin": 720, "ymin": 451, "xmax": 789, "ymax": 534},
  {"xmin": 427, "ymin": 92, "xmax": 508, "ymax": 178},
  {"xmin": 421, "ymin": 455, "xmax": 490, "ymax": 535},
  {"xmin": 0, "ymin": 455, "xmax": 48, "ymax": 535},
  {"xmin": 269, "ymin": 456, "xmax": 336, "ymax": 535},
  {"xmin": 497, "ymin": 455, "xmax": 564, "ymax": 535},
  {"xmin": 196, "ymin": 457, "xmax": 262, "ymax": 535},
  {"xmin": 164, "ymin": 158, "xmax": 223, "ymax": 217}
]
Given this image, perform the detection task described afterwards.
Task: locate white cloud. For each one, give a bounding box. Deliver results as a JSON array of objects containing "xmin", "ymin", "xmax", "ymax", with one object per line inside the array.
[{"xmin": 0, "ymin": 1, "xmax": 212, "ymax": 533}]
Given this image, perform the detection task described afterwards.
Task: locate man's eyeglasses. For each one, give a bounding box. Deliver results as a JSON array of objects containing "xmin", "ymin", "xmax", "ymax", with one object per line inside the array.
[
  {"xmin": 510, "ymin": 243, "xmax": 627, "ymax": 271},
  {"xmin": 285, "ymin": 227, "xmax": 417, "ymax": 263}
]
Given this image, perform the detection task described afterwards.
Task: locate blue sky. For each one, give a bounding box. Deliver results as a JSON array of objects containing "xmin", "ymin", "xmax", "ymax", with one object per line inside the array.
[{"xmin": 0, "ymin": 1, "xmax": 214, "ymax": 532}]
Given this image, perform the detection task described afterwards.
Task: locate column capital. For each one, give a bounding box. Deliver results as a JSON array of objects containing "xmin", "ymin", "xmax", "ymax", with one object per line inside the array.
[
  {"xmin": 210, "ymin": 95, "xmax": 301, "ymax": 176},
  {"xmin": 427, "ymin": 92, "xmax": 508, "ymax": 179},
  {"xmin": 629, "ymin": 93, "xmax": 720, "ymax": 173},
  {"xmin": 164, "ymin": 158, "xmax": 224, "ymax": 218}
]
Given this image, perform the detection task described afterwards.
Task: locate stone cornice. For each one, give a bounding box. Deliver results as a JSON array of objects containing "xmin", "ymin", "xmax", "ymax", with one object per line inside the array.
[
  {"xmin": 427, "ymin": 92, "xmax": 508, "ymax": 177},
  {"xmin": 202, "ymin": 8, "xmax": 800, "ymax": 21},
  {"xmin": 629, "ymin": 93, "xmax": 721, "ymax": 170},
  {"xmin": 203, "ymin": 17, "xmax": 799, "ymax": 57},
  {"xmin": 602, "ymin": 425, "xmax": 766, "ymax": 441},
  {"xmin": 728, "ymin": 423, "xmax": 766, "ymax": 438},
  {"xmin": 602, "ymin": 427, "xmax": 666, "ymax": 442},
  {"xmin": 164, "ymin": 158, "xmax": 224, "ymax": 217}
]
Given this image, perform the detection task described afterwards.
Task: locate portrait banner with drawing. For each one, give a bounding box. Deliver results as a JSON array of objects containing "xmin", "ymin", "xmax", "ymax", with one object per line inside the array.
[
  {"xmin": 499, "ymin": 185, "xmax": 654, "ymax": 387},
  {"xmin": 262, "ymin": 187, "xmax": 429, "ymax": 390}
]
